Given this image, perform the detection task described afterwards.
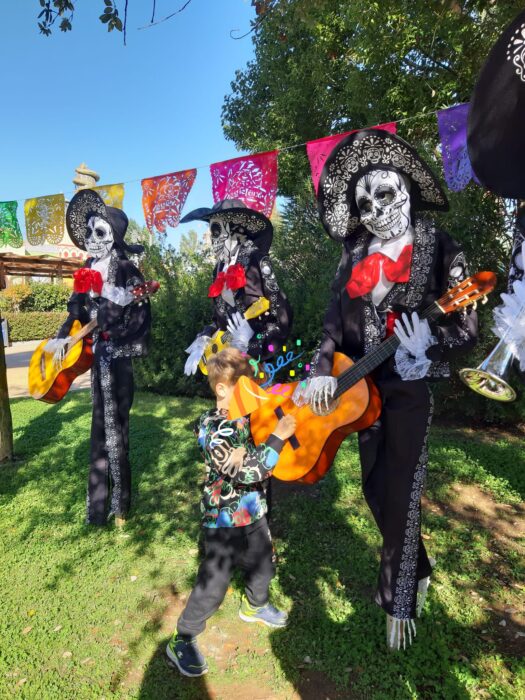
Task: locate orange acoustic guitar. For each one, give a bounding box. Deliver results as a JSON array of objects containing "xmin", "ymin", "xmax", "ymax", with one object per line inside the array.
[
  {"xmin": 28, "ymin": 280, "xmax": 159, "ymax": 404},
  {"xmin": 228, "ymin": 272, "xmax": 496, "ymax": 484}
]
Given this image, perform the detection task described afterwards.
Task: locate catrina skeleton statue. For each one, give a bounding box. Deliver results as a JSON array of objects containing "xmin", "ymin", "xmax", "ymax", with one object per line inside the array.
[
  {"xmin": 180, "ymin": 199, "xmax": 292, "ymax": 373},
  {"xmin": 295, "ymin": 130, "xmax": 478, "ymax": 649},
  {"xmin": 46, "ymin": 189, "xmax": 151, "ymax": 526}
]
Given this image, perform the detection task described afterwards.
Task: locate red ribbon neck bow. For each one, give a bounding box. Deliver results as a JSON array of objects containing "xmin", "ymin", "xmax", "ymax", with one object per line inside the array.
[
  {"xmin": 73, "ymin": 267, "xmax": 103, "ymax": 295},
  {"xmin": 346, "ymin": 244, "xmax": 413, "ymax": 299},
  {"xmin": 208, "ymin": 263, "xmax": 247, "ymax": 298}
]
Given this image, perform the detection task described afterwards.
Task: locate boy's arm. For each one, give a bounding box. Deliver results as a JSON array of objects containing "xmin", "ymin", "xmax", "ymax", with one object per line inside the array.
[
  {"xmin": 206, "ymin": 423, "xmax": 284, "ymax": 485},
  {"xmin": 226, "ymin": 435, "xmax": 284, "ymax": 485}
]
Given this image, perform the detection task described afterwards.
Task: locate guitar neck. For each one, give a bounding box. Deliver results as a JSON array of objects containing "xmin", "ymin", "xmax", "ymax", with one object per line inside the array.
[
  {"xmin": 333, "ymin": 303, "xmax": 442, "ymax": 398},
  {"xmin": 64, "ymin": 318, "xmax": 99, "ymax": 349}
]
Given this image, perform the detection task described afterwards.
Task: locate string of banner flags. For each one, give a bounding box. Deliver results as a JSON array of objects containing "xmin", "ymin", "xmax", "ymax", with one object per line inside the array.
[{"xmin": 0, "ymin": 102, "xmax": 476, "ymax": 250}]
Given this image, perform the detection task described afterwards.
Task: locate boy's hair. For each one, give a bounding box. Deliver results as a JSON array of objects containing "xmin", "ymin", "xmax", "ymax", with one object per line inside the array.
[{"xmin": 207, "ymin": 347, "xmax": 253, "ymax": 395}]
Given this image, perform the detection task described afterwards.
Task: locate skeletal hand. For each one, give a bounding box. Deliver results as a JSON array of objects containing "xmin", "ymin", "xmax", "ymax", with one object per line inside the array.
[
  {"xmin": 292, "ymin": 376, "xmax": 337, "ymax": 413},
  {"xmin": 44, "ymin": 337, "xmax": 69, "ymax": 367}
]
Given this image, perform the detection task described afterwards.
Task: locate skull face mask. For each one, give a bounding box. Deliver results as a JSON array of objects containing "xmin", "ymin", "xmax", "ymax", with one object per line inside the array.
[
  {"xmin": 209, "ymin": 217, "xmax": 247, "ymax": 264},
  {"xmin": 86, "ymin": 216, "xmax": 114, "ymax": 259},
  {"xmin": 355, "ymin": 170, "xmax": 412, "ymax": 240}
]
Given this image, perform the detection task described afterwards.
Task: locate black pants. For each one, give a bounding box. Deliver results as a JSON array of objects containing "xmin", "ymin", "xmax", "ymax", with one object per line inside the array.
[
  {"xmin": 177, "ymin": 518, "xmax": 274, "ymax": 637},
  {"xmin": 358, "ymin": 376, "xmax": 434, "ymax": 620},
  {"xmin": 87, "ymin": 356, "xmax": 134, "ymax": 525}
]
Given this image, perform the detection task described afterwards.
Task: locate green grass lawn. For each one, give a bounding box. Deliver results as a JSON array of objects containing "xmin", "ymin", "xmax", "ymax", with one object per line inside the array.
[{"xmin": 0, "ymin": 391, "xmax": 524, "ymax": 699}]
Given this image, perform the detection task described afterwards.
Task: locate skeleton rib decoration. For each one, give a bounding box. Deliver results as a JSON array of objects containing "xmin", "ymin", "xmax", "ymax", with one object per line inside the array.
[
  {"xmin": 47, "ymin": 189, "xmax": 151, "ymax": 526},
  {"xmin": 180, "ymin": 199, "xmax": 292, "ymax": 373},
  {"xmin": 295, "ymin": 129, "xmax": 478, "ymax": 649}
]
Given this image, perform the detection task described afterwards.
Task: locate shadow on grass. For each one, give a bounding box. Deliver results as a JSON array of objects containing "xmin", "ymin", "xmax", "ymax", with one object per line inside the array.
[
  {"xmin": 137, "ymin": 641, "xmax": 213, "ymax": 700},
  {"xmin": 4, "ymin": 394, "xmax": 523, "ymax": 698},
  {"xmin": 4, "ymin": 390, "xmax": 208, "ymax": 579},
  {"xmin": 265, "ymin": 438, "xmax": 523, "ymax": 699}
]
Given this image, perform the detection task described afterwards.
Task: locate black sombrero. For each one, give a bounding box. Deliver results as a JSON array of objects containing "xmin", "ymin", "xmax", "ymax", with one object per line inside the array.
[
  {"xmin": 181, "ymin": 199, "xmax": 273, "ymax": 252},
  {"xmin": 66, "ymin": 189, "xmax": 142, "ymax": 254},
  {"xmin": 317, "ymin": 129, "xmax": 448, "ymax": 241},
  {"xmin": 468, "ymin": 9, "xmax": 525, "ymax": 198}
]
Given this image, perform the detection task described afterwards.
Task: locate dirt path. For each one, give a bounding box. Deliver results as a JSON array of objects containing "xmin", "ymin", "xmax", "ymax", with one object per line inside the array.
[{"xmin": 5, "ymin": 340, "xmax": 90, "ymax": 398}]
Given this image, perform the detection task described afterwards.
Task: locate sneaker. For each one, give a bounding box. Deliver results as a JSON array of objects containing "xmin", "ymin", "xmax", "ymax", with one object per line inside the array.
[
  {"xmin": 166, "ymin": 634, "xmax": 208, "ymax": 677},
  {"xmin": 239, "ymin": 598, "xmax": 288, "ymax": 628}
]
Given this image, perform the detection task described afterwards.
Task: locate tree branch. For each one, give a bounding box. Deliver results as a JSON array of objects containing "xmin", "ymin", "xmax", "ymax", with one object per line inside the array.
[{"xmin": 138, "ymin": 0, "xmax": 194, "ymax": 30}]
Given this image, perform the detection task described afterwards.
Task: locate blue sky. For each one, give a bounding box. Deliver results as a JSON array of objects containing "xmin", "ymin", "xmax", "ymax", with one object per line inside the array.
[{"xmin": 0, "ymin": 0, "xmax": 257, "ymax": 245}]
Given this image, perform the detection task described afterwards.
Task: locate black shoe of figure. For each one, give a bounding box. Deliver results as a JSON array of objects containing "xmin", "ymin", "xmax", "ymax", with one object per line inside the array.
[{"xmin": 166, "ymin": 634, "xmax": 208, "ymax": 677}]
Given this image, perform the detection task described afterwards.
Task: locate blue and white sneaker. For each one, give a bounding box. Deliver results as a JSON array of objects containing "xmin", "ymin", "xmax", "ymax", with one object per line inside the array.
[
  {"xmin": 239, "ymin": 598, "xmax": 288, "ymax": 628},
  {"xmin": 166, "ymin": 634, "xmax": 208, "ymax": 677}
]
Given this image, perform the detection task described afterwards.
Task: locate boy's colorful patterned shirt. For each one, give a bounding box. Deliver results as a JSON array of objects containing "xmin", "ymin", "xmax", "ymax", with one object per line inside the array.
[{"xmin": 196, "ymin": 408, "xmax": 284, "ymax": 528}]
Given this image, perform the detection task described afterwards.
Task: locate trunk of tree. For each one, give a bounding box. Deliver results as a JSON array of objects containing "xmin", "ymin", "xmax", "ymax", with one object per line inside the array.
[{"xmin": 0, "ymin": 315, "xmax": 13, "ymax": 462}]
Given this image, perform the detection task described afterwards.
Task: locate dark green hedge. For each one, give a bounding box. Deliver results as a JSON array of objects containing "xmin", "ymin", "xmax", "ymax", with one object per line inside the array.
[{"xmin": 4, "ymin": 312, "xmax": 67, "ymax": 342}]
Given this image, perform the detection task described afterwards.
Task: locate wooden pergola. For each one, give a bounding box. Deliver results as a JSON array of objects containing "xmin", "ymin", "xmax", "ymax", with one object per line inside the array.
[{"xmin": 0, "ymin": 252, "xmax": 83, "ymax": 289}]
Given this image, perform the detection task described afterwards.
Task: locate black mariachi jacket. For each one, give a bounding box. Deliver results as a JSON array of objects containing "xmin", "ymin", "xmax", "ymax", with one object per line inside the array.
[
  {"xmin": 200, "ymin": 241, "xmax": 292, "ymax": 361},
  {"xmin": 58, "ymin": 248, "xmax": 151, "ymax": 359},
  {"xmin": 312, "ymin": 217, "xmax": 478, "ymax": 380}
]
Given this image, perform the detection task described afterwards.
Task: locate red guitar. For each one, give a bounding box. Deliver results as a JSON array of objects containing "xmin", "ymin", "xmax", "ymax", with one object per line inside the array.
[{"xmin": 28, "ymin": 280, "xmax": 159, "ymax": 404}]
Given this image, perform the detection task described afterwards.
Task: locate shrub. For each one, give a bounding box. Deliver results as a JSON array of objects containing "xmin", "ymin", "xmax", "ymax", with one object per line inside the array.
[
  {"xmin": 0, "ymin": 282, "xmax": 72, "ymax": 313},
  {"xmin": 134, "ymin": 240, "xmax": 215, "ymax": 399},
  {"xmin": 4, "ymin": 312, "xmax": 67, "ymax": 342},
  {"xmin": 22, "ymin": 282, "xmax": 72, "ymax": 312},
  {"xmin": 0, "ymin": 284, "xmax": 32, "ymax": 313}
]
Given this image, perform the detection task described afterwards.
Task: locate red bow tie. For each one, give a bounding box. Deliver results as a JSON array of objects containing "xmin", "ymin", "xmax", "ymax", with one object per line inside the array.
[
  {"xmin": 346, "ymin": 244, "xmax": 413, "ymax": 299},
  {"xmin": 208, "ymin": 263, "xmax": 247, "ymax": 298},
  {"xmin": 73, "ymin": 267, "xmax": 103, "ymax": 295}
]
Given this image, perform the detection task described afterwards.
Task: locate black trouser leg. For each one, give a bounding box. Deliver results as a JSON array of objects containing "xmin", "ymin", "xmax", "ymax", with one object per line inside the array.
[
  {"xmin": 112, "ymin": 358, "xmax": 134, "ymax": 518},
  {"xmin": 238, "ymin": 520, "xmax": 274, "ymax": 607},
  {"xmin": 177, "ymin": 520, "xmax": 275, "ymax": 636},
  {"xmin": 87, "ymin": 362, "xmax": 110, "ymax": 525},
  {"xmin": 86, "ymin": 357, "xmax": 134, "ymax": 525},
  {"xmin": 177, "ymin": 528, "xmax": 236, "ymax": 637},
  {"xmin": 358, "ymin": 378, "xmax": 433, "ymax": 620}
]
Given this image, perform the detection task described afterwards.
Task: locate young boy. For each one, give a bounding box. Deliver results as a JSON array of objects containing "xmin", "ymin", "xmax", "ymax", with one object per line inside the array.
[{"xmin": 167, "ymin": 347, "xmax": 296, "ymax": 677}]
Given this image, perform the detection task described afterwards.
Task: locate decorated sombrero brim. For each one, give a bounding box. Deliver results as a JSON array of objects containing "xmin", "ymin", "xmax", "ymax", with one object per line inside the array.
[
  {"xmin": 66, "ymin": 189, "xmax": 108, "ymax": 250},
  {"xmin": 317, "ymin": 129, "xmax": 448, "ymax": 241},
  {"xmin": 180, "ymin": 199, "xmax": 270, "ymax": 236},
  {"xmin": 468, "ymin": 9, "xmax": 525, "ymax": 198}
]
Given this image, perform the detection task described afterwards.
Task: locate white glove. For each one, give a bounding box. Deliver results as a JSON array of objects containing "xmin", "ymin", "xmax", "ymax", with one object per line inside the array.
[
  {"xmin": 226, "ymin": 312, "xmax": 254, "ymax": 352},
  {"xmin": 394, "ymin": 311, "xmax": 437, "ymax": 381},
  {"xmin": 493, "ymin": 278, "xmax": 525, "ymax": 370},
  {"xmin": 99, "ymin": 283, "xmax": 135, "ymax": 306},
  {"xmin": 184, "ymin": 335, "xmax": 211, "ymax": 376},
  {"xmin": 43, "ymin": 337, "xmax": 69, "ymax": 367},
  {"xmin": 292, "ymin": 375, "xmax": 337, "ymax": 413}
]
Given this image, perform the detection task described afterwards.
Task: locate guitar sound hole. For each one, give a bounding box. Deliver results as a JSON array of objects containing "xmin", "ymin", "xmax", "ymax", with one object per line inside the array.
[
  {"xmin": 212, "ymin": 344, "xmax": 218, "ymax": 353},
  {"xmin": 311, "ymin": 396, "xmax": 340, "ymax": 417}
]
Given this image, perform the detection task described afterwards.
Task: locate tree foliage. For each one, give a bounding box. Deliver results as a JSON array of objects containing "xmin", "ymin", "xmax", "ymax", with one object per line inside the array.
[
  {"xmin": 222, "ymin": 0, "xmax": 525, "ymax": 423},
  {"xmin": 35, "ymin": 0, "xmax": 204, "ymax": 40},
  {"xmin": 222, "ymin": 0, "xmax": 523, "ymax": 194}
]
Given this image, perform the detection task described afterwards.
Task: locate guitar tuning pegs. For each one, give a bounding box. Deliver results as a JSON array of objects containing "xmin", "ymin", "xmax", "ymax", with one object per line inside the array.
[
  {"xmin": 471, "ymin": 301, "xmax": 478, "ymax": 311},
  {"xmin": 481, "ymin": 295, "xmax": 489, "ymax": 305}
]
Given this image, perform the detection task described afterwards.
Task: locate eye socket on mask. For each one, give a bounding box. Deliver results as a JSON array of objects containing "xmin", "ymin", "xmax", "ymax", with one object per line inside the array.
[
  {"xmin": 86, "ymin": 226, "xmax": 108, "ymax": 240},
  {"xmin": 229, "ymin": 223, "xmax": 245, "ymax": 236},
  {"xmin": 210, "ymin": 222, "xmax": 223, "ymax": 238},
  {"xmin": 357, "ymin": 197, "xmax": 373, "ymax": 214},
  {"xmin": 374, "ymin": 186, "xmax": 396, "ymax": 205}
]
